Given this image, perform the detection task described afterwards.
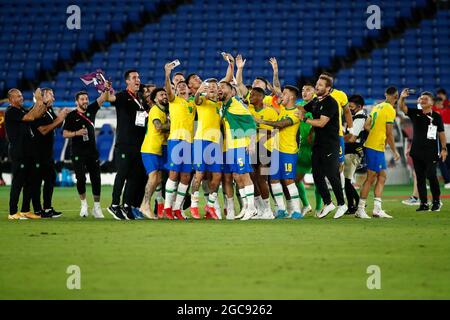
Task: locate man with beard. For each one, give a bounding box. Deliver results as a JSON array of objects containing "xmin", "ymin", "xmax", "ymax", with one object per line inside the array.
[
  {"xmin": 63, "ymin": 88, "xmax": 109, "ymax": 218},
  {"xmin": 140, "ymin": 88, "xmax": 170, "ymax": 219},
  {"xmin": 105, "ymin": 70, "xmax": 148, "ymax": 220},
  {"xmin": 299, "ymin": 76, "xmax": 347, "ymax": 219},
  {"xmin": 31, "ymin": 88, "xmax": 69, "ymax": 218},
  {"xmin": 219, "ymin": 81, "xmax": 257, "ymax": 221}
]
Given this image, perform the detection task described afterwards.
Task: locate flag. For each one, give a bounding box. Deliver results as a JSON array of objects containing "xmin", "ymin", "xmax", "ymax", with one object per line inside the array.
[
  {"xmin": 222, "ymin": 97, "xmax": 256, "ymax": 139},
  {"xmin": 80, "ymin": 69, "xmax": 114, "ymax": 94}
]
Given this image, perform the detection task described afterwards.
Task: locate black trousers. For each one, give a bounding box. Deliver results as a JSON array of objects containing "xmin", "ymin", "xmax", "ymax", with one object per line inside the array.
[
  {"xmin": 312, "ymin": 148, "xmax": 345, "ymax": 206},
  {"xmin": 112, "ymin": 147, "xmax": 146, "ymax": 206},
  {"xmin": 412, "ymin": 156, "xmax": 440, "ymax": 203},
  {"xmin": 72, "ymin": 154, "xmax": 101, "ymax": 196},
  {"xmin": 9, "ymin": 156, "xmax": 41, "ymax": 214},
  {"xmin": 37, "ymin": 158, "xmax": 56, "ymax": 209}
]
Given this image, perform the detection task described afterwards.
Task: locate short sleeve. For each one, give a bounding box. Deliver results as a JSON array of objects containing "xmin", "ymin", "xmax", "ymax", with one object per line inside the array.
[
  {"xmin": 286, "ymin": 111, "xmax": 300, "ymax": 125},
  {"xmin": 352, "ymin": 118, "xmax": 366, "ymax": 136},
  {"xmin": 7, "ymin": 108, "xmax": 25, "ymax": 123},
  {"xmin": 436, "ymin": 114, "xmax": 445, "ymax": 132},
  {"xmin": 62, "ymin": 112, "xmax": 75, "ymax": 131},
  {"xmin": 87, "ymin": 100, "xmax": 100, "ymax": 114},
  {"xmin": 321, "ymin": 98, "xmax": 338, "ymax": 119},
  {"xmin": 386, "ymin": 106, "xmax": 396, "ymax": 123},
  {"xmin": 303, "ymin": 100, "xmax": 314, "ymax": 113},
  {"xmin": 267, "ymin": 108, "xmax": 279, "ymax": 122}
]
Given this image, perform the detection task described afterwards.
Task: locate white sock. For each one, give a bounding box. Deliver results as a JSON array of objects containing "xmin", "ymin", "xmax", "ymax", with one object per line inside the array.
[
  {"xmin": 359, "ymin": 198, "xmax": 366, "ymax": 209},
  {"xmin": 287, "ymin": 183, "xmax": 301, "ymax": 213},
  {"xmin": 173, "ymin": 183, "xmax": 189, "ymax": 211},
  {"xmin": 94, "ymin": 202, "xmax": 101, "ymax": 209},
  {"xmin": 207, "ymin": 192, "xmax": 218, "ymax": 208},
  {"xmin": 226, "ymin": 197, "xmax": 235, "ymax": 214},
  {"xmin": 155, "ymin": 184, "xmax": 164, "ymax": 204},
  {"xmin": 191, "ymin": 191, "xmax": 200, "ymax": 208},
  {"xmin": 263, "ymin": 197, "xmax": 271, "ymax": 211},
  {"xmin": 255, "ymin": 195, "xmax": 262, "ymax": 212},
  {"xmin": 374, "ymin": 197, "xmax": 382, "ymax": 212},
  {"xmin": 287, "ymin": 199, "xmax": 294, "ymax": 213},
  {"xmin": 164, "ymin": 179, "xmax": 178, "ymax": 209},
  {"xmin": 271, "ymin": 183, "xmax": 286, "ymax": 211},
  {"xmin": 81, "ymin": 199, "xmax": 88, "ymax": 208},
  {"xmin": 238, "ymin": 188, "xmax": 247, "ymax": 210},
  {"xmin": 245, "ymin": 185, "xmax": 256, "ymax": 210}
]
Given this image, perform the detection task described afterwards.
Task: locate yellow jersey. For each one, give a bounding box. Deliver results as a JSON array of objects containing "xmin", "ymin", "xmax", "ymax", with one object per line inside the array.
[
  {"xmin": 265, "ymin": 105, "xmax": 300, "ymax": 154},
  {"xmin": 194, "ymin": 98, "xmax": 221, "ymax": 143},
  {"xmin": 330, "ymin": 88, "xmax": 348, "ymax": 137},
  {"xmin": 141, "ymin": 105, "xmax": 168, "ymax": 155},
  {"xmin": 222, "ymin": 97, "xmax": 255, "ymax": 151},
  {"xmin": 364, "ymin": 101, "xmax": 396, "ymax": 152},
  {"xmin": 168, "ymin": 96, "xmax": 195, "ymax": 142},
  {"xmin": 245, "ymin": 91, "xmax": 280, "ymax": 112},
  {"xmin": 248, "ymin": 104, "xmax": 279, "ymax": 142}
]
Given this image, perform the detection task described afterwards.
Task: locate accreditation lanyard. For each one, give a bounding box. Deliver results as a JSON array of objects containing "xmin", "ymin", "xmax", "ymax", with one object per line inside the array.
[
  {"xmin": 77, "ymin": 111, "xmax": 94, "ymax": 129},
  {"xmin": 425, "ymin": 112, "xmax": 437, "ymax": 140},
  {"xmin": 127, "ymin": 89, "xmax": 147, "ymax": 127}
]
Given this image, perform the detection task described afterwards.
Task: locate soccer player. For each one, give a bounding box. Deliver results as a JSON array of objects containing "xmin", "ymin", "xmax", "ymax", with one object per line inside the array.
[
  {"xmin": 355, "ymin": 87, "xmax": 401, "ymax": 219},
  {"xmin": 63, "ymin": 89, "xmax": 109, "ymax": 219},
  {"xmin": 248, "ymin": 87, "xmax": 278, "ymax": 219},
  {"xmin": 163, "ymin": 62, "xmax": 196, "ymax": 220},
  {"xmin": 5, "ymin": 88, "xmax": 47, "ymax": 220},
  {"xmin": 299, "ymin": 76, "xmax": 347, "ymax": 219},
  {"xmin": 172, "ymin": 72, "xmax": 185, "ymax": 87},
  {"xmin": 190, "ymin": 79, "xmax": 223, "ymax": 219},
  {"xmin": 343, "ymin": 95, "xmax": 367, "ymax": 215},
  {"xmin": 257, "ymin": 86, "xmax": 302, "ymax": 219},
  {"xmin": 218, "ymin": 81, "xmax": 257, "ymax": 221},
  {"xmin": 295, "ymin": 84, "xmax": 323, "ymax": 216},
  {"xmin": 140, "ymin": 88, "xmax": 170, "ymax": 219}
]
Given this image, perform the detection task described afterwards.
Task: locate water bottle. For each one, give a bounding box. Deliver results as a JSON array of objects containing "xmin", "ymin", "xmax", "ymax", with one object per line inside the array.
[{"xmin": 82, "ymin": 125, "xmax": 89, "ymax": 142}]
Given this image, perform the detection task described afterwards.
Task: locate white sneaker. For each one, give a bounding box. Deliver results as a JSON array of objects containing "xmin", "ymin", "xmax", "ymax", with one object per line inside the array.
[
  {"xmin": 92, "ymin": 205, "xmax": 104, "ymax": 219},
  {"xmin": 235, "ymin": 207, "xmax": 247, "ymax": 220},
  {"xmin": 226, "ymin": 210, "xmax": 235, "ymax": 220},
  {"xmin": 260, "ymin": 208, "xmax": 275, "ymax": 220},
  {"xmin": 373, "ymin": 210, "xmax": 393, "ymax": 219},
  {"xmin": 318, "ymin": 203, "xmax": 336, "ymax": 219},
  {"xmin": 286, "ymin": 200, "xmax": 294, "ymax": 216},
  {"xmin": 445, "ymin": 183, "xmax": 450, "ymax": 189},
  {"xmin": 402, "ymin": 196, "xmax": 420, "ymax": 206},
  {"xmin": 241, "ymin": 208, "xmax": 257, "ymax": 221},
  {"xmin": 301, "ymin": 204, "xmax": 312, "ymax": 216},
  {"xmin": 355, "ymin": 207, "xmax": 371, "ymax": 219},
  {"xmin": 80, "ymin": 205, "xmax": 89, "ymax": 218},
  {"xmin": 334, "ymin": 204, "xmax": 348, "ymax": 219}
]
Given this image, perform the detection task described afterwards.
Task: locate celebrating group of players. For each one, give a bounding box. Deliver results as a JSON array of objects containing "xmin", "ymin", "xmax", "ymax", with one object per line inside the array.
[{"xmin": 5, "ymin": 52, "xmax": 410, "ymax": 221}]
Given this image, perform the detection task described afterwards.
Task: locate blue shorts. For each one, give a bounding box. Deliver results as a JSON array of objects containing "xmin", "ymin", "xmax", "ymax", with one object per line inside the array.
[
  {"xmin": 269, "ymin": 149, "xmax": 297, "ymax": 180},
  {"xmin": 165, "ymin": 139, "xmax": 193, "ymax": 173},
  {"xmin": 339, "ymin": 136, "xmax": 345, "ymax": 163},
  {"xmin": 223, "ymin": 148, "xmax": 253, "ymax": 174},
  {"xmin": 192, "ymin": 140, "xmax": 222, "ymax": 173},
  {"xmin": 365, "ymin": 147, "xmax": 386, "ymax": 173},
  {"xmin": 142, "ymin": 146, "xmax": 167, "ymax": 175}
]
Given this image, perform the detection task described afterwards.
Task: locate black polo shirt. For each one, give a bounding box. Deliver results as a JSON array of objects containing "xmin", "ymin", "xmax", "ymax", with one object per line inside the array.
[
  {"xmin": 63, "ymin": 101, "xmax": 100, "ymax": 157},
  {"xmin": 111, "ymin": 90, "xmax": 148, "ymax": 151},
  {"xmin": 4, "ymin": 105, "xmax": 35, "ymax": 159},
  {"xmin": 406, "ymin": 107, "xmax": 444, "ymax": 161},
  {"xmin": 304, "ymin": 95, "xmax": 340, "ymax": 152},
  {"xmin": 31, "ymin": 106, "xmax": 57, "ymax": 161}
]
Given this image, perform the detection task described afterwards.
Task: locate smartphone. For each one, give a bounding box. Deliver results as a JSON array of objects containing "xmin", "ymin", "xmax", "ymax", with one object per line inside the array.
[
  {"xmin": 170, "ymin": 59, "xmax": 180, "ymax": 67},
  {"xmin": 408, "ymin": 88, "xmax": 416, "ymax": 94}
]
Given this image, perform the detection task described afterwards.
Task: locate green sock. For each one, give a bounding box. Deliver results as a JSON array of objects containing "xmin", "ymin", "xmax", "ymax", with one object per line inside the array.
[
  {"xmin": 296, "ymin": 181, "xmax": 309, "ymax": 207},
  {"xmin": 315, "ymin": 187, "xmax": 323, "ymax": 210}
]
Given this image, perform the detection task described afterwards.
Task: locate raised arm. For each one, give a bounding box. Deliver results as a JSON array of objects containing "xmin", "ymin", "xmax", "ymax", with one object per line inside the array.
[
  {"xmin": 398, "ymin": 88, "xmax": 410, "ymax": 114},
  {"xmin": 269, "ymin": 57, "xmax": 282, "ymax": 96},
  {"xmin": 97, "ymin": 81, "xmax": 112, "ymax": 106},
  {"xmin": 194, "ymin": 82, "xmax": 208, "ymax": 106},
  {"xmin": 222, "ymin": 53, "xmax": 235, "ymax": 83},
  {"xmin": 235, "ymin": 55, "xmax": 249, "ymax": 98},
  {"xmin": 22, "ymin": 89, "xmax": 47, "ymax": 122},
  {"xmin": 164, "ymin": 62, "xmax": 176, "ymax": 102}
]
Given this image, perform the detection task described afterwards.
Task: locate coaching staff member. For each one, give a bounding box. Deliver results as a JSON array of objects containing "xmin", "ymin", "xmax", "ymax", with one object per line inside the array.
[
  {"xmin": 105, "ymin": 70, "xmax": 148, "ymax": 220},
  {"xmin": 399, "ymin": 89, "xmax": 447, "ymax": 212},
  {"xmin": 31, "ymin": 88, "xmax": 69, "ymax": 218},
  {"xmin": 63, "ymin": 89, "xmax": 109, "ymax": 219},
  {"xmin": 5, "ymin": 88, "xmax": 47, "ymax": 219},
  {"xmin": 299, "ymin": 75, "xmax": 347, "ymax": 219}
]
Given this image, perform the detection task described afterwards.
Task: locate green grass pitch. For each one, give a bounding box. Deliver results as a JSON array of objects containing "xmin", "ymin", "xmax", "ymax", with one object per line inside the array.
[{"xmin": 0, "ymin": 184, "xmax": 449, "ymax": 299}]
